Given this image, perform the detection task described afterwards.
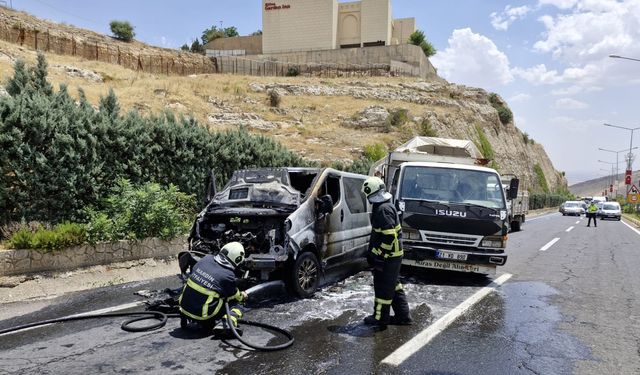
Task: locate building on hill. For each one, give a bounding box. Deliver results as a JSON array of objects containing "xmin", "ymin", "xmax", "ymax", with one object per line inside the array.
[{"xmin": 204, "ymin": 0, "xmax": 436, "ymax": 79}]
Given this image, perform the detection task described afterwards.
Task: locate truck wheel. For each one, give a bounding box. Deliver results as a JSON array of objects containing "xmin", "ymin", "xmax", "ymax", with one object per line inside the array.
[
  {"xmin": 511, "ymin": 220, "xmax": 521, "ymax": 232},
  {"xmin": 290, "ymin": 252, "xmax": 320, "ymax": 298}
]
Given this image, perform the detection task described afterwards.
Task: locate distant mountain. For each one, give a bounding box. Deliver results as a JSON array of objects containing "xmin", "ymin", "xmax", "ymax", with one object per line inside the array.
[{"xmin": 570, "ymin": 170, "xmax": 640, "ymax": 198}]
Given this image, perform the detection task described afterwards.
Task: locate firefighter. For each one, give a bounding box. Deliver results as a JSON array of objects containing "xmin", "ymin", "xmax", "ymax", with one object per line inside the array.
[
  {"xmin": 362, "ymin": 176, "xmax": 412, "ymax": 326},
  {"xmin": 587, "ymin": 201, "xmax": 598, "ymax": 227},
  {"xmin": 178, "ymin": 242, "xmax": 248, "ymax": 335}
]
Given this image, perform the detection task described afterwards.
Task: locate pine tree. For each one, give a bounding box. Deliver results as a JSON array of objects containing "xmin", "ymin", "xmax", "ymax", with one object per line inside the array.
[{"xmin": 5, "ymin": 59, "xmax": 29, "ymax": 96}]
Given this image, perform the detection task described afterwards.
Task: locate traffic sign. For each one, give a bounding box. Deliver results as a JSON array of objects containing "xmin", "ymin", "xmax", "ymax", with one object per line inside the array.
[{"xmin": 628, "ymin": 184, "xmax": 639, "ymax": 203}]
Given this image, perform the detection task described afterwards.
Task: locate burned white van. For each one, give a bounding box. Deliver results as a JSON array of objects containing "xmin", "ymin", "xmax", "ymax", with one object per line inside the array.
[{"xmin": 183, "ymin": 168, "xmax": 371, "ymax": 297}]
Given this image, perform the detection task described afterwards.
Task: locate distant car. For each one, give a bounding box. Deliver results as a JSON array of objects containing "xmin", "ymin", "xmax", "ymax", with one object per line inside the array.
[
  {"xmin": 595, "ymin": 202, "xmax": 605, "ymax": 217},
  {"xmin": 598, "ymin": 202, "xmax": 621, "ymax": 220},
  {"xmin": 561, "ymin": 201, "xmax": 585, "ymax": 216}
]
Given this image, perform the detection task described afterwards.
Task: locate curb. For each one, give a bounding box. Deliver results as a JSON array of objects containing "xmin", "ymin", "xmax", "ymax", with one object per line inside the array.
[{"xmin": 622, "ymin": 213, "xmax": 640, "ymax": 228}]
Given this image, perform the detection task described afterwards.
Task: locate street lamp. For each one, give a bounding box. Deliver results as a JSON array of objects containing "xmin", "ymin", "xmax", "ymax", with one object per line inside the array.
[
  {"xmin": 603, "ymin": 123, "xmax": 640, "ymax": 194},
  {"xmin": 599, "ymin": 167, "xmax": 614, "ymax": 196},
  {"xmin": 599, "ymin": 146, "xmax": 638, "ymax": 198},
  {"xmin": 609, "ymin": 54, "xmax": 640, "ymax": 62}
]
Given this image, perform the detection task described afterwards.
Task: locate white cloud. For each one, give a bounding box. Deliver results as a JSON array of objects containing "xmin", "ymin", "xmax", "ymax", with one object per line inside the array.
[
  {"xmin": 512, "ymin": 64, "xmax": 562, "ymax": 85},
  {"xmin": 509, "ymin": 93, "xmax": 532, "ymax": 102},
  {"xmin": 555, "ymin": 97, "xmax": 588, "ymax": 109},
  {"xmin": 534, "ymin": 1, "xmax": 640, "ymax": 62},
  {"xmin": 491, "ymin": 5, "xmax": 533, "ymax": 30},
  {"xmin": 431, "ymin": 28, "xmax": 513, "ymax": 89},
  {"xmin": 538, "ymin": 0, "xmax": 579, "ymax": 9}
]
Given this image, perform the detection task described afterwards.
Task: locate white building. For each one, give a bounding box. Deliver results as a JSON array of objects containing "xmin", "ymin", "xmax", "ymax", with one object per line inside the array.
[{"xmin": 261, "ymin": 0, "xmax": 415, "ymax": 54}]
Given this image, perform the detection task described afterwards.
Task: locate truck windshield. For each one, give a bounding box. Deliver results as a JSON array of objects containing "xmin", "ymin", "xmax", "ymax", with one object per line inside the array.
[{"xmin": 400, "ymin": 166, "xmax": 506, "ymax": 209}]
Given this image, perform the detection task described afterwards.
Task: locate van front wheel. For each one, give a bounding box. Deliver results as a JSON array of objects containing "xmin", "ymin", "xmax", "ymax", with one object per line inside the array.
[{"xmin": 290, "ymin": 252, "xmax": 320, "ymax": 298}]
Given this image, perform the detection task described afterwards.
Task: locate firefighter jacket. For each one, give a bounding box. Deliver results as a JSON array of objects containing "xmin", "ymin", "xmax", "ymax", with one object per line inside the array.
[
  {"xmin": 369, "ymin": 201, "xmax": 403, "ymax": 259},
  {"xmin": 179, "ymin": 254, "xmax": 244, "ymax": 321}
]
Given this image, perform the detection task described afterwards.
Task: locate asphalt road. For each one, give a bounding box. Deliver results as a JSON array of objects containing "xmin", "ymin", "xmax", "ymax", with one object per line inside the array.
[{"xmin": 1, "ymin": 213, "xmax": 639, "ymax": 375}]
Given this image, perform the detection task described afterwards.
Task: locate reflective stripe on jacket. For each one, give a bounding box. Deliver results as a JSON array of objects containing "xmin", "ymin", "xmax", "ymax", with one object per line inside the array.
[
  {"xmin": 369, "ymin": 201, "xmax": 403, "ymax": 258},
  {"xmin": 178, "ymin": 254, "xmax": 243, "ymax": 321}
]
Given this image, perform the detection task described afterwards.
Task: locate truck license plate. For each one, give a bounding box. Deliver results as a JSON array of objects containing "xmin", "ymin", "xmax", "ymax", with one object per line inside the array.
[{"xmin": 435, "ymin": 250, "xmax": 468, "ymax": 261}]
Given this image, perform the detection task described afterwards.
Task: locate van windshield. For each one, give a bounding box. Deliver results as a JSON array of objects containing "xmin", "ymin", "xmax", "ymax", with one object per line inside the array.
[{"xmin": 400, "ymin": 166, "xmax": 506, "ymax": 209}]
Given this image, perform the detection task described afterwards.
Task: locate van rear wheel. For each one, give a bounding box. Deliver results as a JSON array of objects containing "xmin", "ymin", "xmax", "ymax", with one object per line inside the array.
[{"xmin": 290, "ymin": 252, "xmax": 320, "ymax": 298}]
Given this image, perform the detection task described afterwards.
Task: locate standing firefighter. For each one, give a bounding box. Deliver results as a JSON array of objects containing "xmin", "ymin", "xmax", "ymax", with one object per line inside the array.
[
  {"xmin": 587, "ymin": 201, "xmax": 598, "ymax": 227},
  {"xmin": 362, "ymin": 177, "xmax": 412, "ymax": 326},
  {"xmin": 179, "ymin": 242, "xmax": 248, "ymax": 335}
]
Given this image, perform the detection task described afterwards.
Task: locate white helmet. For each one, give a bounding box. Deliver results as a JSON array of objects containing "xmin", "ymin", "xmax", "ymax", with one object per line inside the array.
[
  {"xmin": 218, "ymin": 242, "xmax": 245, "ymax": 268},
  {"xmin": 362, "ymin": 176, "xmax": 392, "ymax": 203}
]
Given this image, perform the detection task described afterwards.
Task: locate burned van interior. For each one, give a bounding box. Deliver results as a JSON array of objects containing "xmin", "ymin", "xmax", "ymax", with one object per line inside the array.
[{"xmin": 188, "ymin": 168, "xmax": 321, "ymax": 278}]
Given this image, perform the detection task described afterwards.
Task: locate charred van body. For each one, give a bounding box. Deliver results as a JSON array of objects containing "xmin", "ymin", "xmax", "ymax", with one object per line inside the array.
[{"xmin": 185, "ymin": 168, "xmax": 371, "ymax": 297}]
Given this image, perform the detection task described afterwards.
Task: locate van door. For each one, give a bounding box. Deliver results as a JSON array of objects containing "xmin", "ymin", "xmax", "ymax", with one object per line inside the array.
[
  {"xmin": 320, "ymin": 173, "xmax": 345, "ymax": 263},
  {"xmin": 341, "ymin": 176, "xmax": 371, "ymax": 260}
]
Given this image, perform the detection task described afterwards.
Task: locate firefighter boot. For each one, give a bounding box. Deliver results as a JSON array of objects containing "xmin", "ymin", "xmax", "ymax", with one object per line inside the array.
[
  {"xmin": 364, "ymin": 299, "xmax": 391, "ymax": 326},
  {"xmin": 389, "ymin": 285, "xmax": 413, "ymax": 325}
]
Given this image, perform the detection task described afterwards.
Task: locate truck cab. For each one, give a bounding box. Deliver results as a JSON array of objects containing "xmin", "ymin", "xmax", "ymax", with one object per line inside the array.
[{"xmin": 391, "ymin": 162, "xmax": 510, "ymax": 275}]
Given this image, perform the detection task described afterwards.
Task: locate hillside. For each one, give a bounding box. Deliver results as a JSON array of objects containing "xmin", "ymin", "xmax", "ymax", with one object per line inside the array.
[
  {"xmin": 0, "ymin": 7, "xmax": 566, "ymax": 193},
  {"xmin": 570, "ymin": 170, "xmax": 640, "ymax": 197}
]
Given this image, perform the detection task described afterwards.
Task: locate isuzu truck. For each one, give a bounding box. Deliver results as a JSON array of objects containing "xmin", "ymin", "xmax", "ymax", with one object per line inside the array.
[{"xmin": 370, "ymin": 137, "xmax": 519, "ymax": 275}]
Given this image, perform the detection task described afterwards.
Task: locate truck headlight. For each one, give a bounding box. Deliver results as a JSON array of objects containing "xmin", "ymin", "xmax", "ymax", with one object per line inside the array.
[
  {"xmin": 481, "ymin": 236, "xmax": 504, "ymax": 248},
  {"xmin": 403, "ymin": 228, "xmax": 421, "ymax": 240}
]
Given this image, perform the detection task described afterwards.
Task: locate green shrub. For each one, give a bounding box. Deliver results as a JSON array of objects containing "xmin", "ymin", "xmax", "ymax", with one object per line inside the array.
[
  {"xmin": 419, "ymin": 119, "xmax": 437, "ymax": 137},
  {"xmin": 530, "ymin": 193, "xmax": 570, "ymax": 209},
  {"xmin": 109, "ymin": 20, "xmax": 135, "ymax": 42},
  {"xmin": 268, "ymin": 89, "xmax": 281, "ymax": 107},
  {"xmin": 6, "ymin": 222, "xmax": 85, "ymax": 251},
  {"xmin": 408, "ymin": 30, "xmax": 436, "ymax": 58},
  {"xmin": 7, "ymin": 228, "xmax": 33, "ymax": 249},
  {"xmin": 363, "ymin": 143, "xmax": 387, "ymax": 161},
  {"xmin": 0, "ymin": 56, "xmax": 308, "ymax": 226},
  {"xmin": 286, "ymin": 66, "xmax": 300, "ymax": 77},
  {"xmin": 488, "ymin": 93, "xmax": 513, "ymax": 125},
  {"xmin": 533, "ymin": 163, "xmax": 549, "ymax": 193},
  {"xmin": 475, "ymin": 125, "xmax": 494, "ymax": 160},
  {"xmin": 387, "ymin": 108, "xmax": 409, "ymax": 129},
  {"xmin": 85, "ymin": 180, "xmax": 196, "ymax": 242}
]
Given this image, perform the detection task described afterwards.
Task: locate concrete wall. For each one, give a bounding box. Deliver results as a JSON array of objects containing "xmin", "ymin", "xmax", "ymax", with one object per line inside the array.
[
  {"xmin": 262, "ymin": 0, "xmax": 337, "ymax": 53},
  {"xmin": 0, "ymin": 237, "xmax": 187, "ymax": 276},
  {"xmin": 205, "ymin": 35, "xmax": 263, "ymax": 55},
  {"xmin": 241, "ymin": 43, "xmax": 437, "ymax": 79}
]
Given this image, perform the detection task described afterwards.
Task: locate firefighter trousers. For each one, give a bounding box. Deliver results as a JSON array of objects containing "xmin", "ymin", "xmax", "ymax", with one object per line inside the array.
[{"xmin": 371, "ymin": 255, "xmax": 410, "ymax": 322}]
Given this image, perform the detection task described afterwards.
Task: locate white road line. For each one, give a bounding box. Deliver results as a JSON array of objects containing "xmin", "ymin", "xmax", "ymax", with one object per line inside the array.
[
  {"xmin": 621, "ymin": 220, "xmax": 640, "ymax": 236},
  {"xmin": 540, "ymin": 237, "xmax": 560, "ymax": 251},
  {"xmin": 0, "ymin": 301, "xmax": 145, "ymax": 336},
  {"xmin": 566, "ymin": 226, "xmax": 574, "ymax": 232},
  {"xmin": 380, "ymin": 273, "xmax": 512, "ymax": 368},
  {"xmin": 575, "ymin": 220, "xmax": 580, "ymax": 224},
  {"xmin": 526, "ymin": 213, "xmax": 558, "ymax": 221}
]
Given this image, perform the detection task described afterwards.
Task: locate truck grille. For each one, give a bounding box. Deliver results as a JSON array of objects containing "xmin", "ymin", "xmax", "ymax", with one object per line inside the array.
[{"xmin": 419, "ymin": 230, "xmax": 482, "ymax": 247}]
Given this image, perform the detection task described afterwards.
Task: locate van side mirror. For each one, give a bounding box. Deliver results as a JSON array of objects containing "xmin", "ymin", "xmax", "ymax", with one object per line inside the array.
[
  {"xmin": 205, "ymin": 168, "xmax": 217, "ymax": 205},
  {"xmin": 316, "ymin": 195, "xmax": 334, "ymax": 216},
  {"xmin": 508, "ymin": 178, "xmax": 520, "ymax": 199}
]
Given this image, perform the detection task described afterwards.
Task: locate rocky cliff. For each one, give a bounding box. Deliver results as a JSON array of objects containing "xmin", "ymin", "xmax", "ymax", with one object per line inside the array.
[{"xmin": 0, "ymin": 7, "xmax": 566, "ymax": 193}]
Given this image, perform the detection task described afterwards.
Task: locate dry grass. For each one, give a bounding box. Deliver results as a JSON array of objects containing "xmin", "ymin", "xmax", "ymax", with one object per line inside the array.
[{"xmin": 0, "ymin": 39, "xmax": 430, "ymax": 163}]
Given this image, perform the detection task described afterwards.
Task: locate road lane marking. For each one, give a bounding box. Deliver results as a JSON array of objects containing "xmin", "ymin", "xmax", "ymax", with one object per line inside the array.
[
  {"xmin": 380, "ymin": 273, "xmax": 512, "ymax": 367},
  {"xmin": 566, "ymin": 226, "xmax": 574, "ymax": 232},
  {"xmin": 575, "ymin": 220, "xmax": 580, "ymax": 224},
  {"xmin": 540, "ymin": 237, "xmax": 560, "ymax": 251},
  {"xmin": 621, "ymin": 220, "xmax": 640, "ymax": 236},
  {"xmin": 0, "ymin": 301, "xmax": 145, "ymax": 336},
  {"xmin": 527, "ymin": 213, "xmax": 558, "ymax": 221}
]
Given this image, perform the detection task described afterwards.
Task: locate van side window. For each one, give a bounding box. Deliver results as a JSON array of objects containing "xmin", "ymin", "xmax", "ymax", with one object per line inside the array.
[
  {"xmin": 343, "ymin": 177, "xmax": 366, "ymax": 213},
  {"xmin": 323, "ymin": 175, "xmax": 341, "ymax": 207}
]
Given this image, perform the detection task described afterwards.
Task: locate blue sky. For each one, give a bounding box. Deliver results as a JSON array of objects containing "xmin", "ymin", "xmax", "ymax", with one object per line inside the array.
[{"xmin": 12, "ymin": 0, "xmax": 640, "ymax": 185}]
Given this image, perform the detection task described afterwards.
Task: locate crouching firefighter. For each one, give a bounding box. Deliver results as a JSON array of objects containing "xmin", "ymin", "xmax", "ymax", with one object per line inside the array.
[
  {"xmin": 178, "ymin": 242, "xmax": 248, "ymax": 336},
  {"xmin": 362, "ymin": 177, "xmax": 412, "ymax": 326}
]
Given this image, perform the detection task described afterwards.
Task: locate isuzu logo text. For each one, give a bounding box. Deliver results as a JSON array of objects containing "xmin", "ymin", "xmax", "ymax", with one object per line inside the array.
[{"xmin": 435, "ymin": 209, "xmax": 467, "ymax": 217}]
